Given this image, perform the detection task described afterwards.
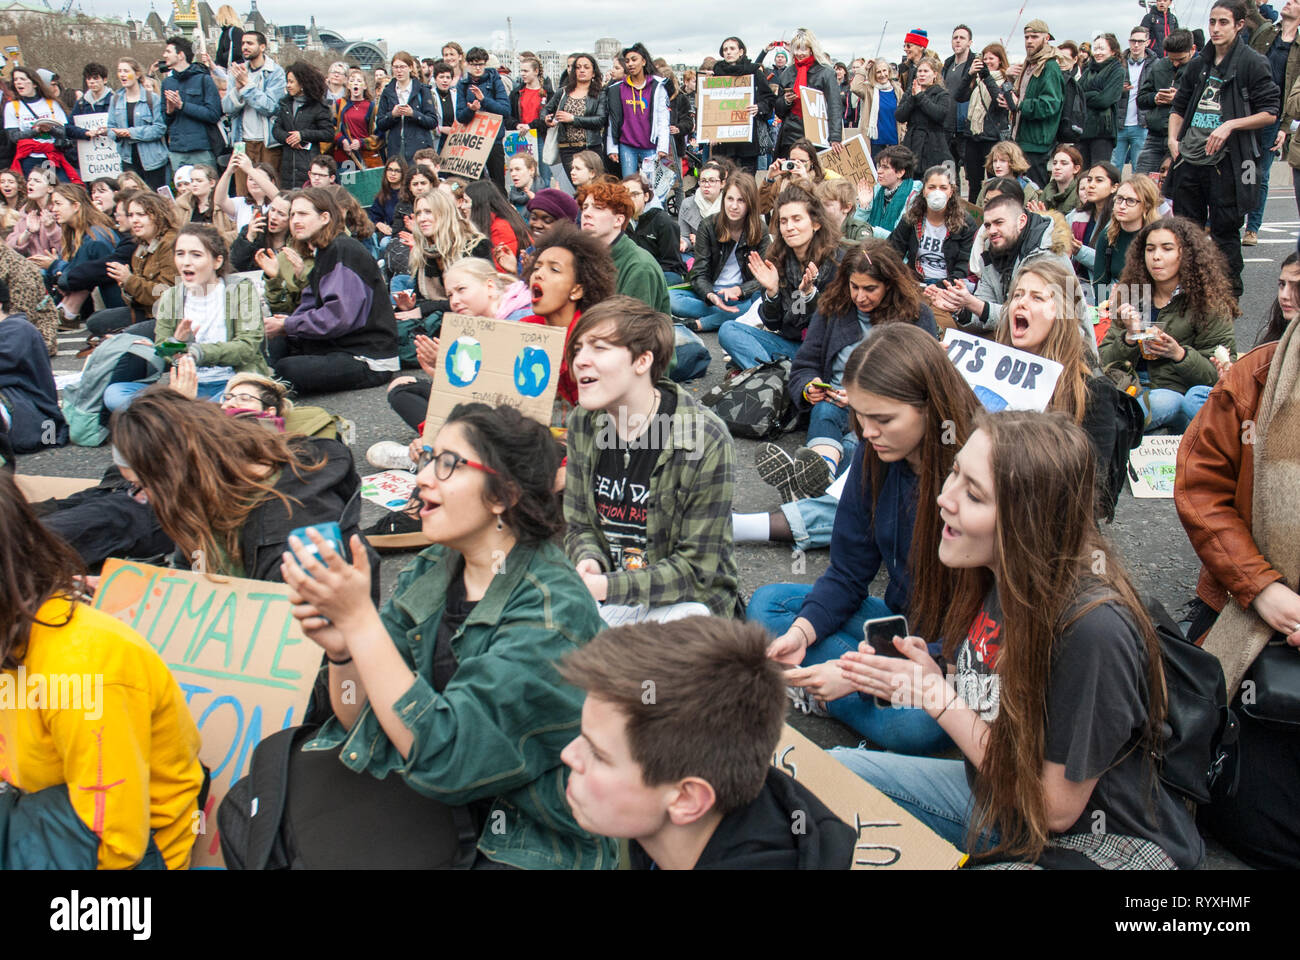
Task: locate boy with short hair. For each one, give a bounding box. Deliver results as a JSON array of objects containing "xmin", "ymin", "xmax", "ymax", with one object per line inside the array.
[
  {"xmin": 563, "ymin": 296, "xmax": 738, "ymax": 624},
  {"xmin": 308, "ymin": 155, "xmax": 337, "ymax": 187},
  {"xmin": 576, "ymin": 180, "xmax": 670, "ymax": 313},
  {"xmin": 559, "ymin": 617, "xmax": 856, "ymax": 869}
]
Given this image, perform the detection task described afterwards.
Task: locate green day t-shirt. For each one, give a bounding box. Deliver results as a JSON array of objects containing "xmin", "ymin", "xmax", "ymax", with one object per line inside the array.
[{"xmin": 1179, "ymin": 64, "xmax": 1226, "ymax": 165}]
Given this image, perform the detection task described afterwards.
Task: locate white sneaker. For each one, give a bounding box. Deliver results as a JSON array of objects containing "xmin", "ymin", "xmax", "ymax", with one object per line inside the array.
[{"xmin": 366, "ymin": 440, "xmax": 415, "ymax": 472}]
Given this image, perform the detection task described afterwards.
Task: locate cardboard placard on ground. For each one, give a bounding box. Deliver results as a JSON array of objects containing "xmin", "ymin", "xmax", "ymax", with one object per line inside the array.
[
  {"xmin": 799, "ymin": 87, "xmax": 830, "ymax": 147},
  {"xmin": 1128, "ymin": 434, "xmax": 1181, "ymax": 498},
  {"xmin": 421, "ymin": 313, "xmax": 567, "ymax": 440},
  {"xmin": 503, "ymin": 129, "xmax": 538, "ymax": 159},
  {"xmin": 695, "ymin": 75, "xmax": 754, "ymax": 144},
  {"xmin": 439, "ymin": 112, "xmax": 505, "ymax": 180},
  {"xmin": 772, "ymin": 724, "xmax": 964, "ymax": 869},
  {"xmin": 818, "ymin": 133, "xmax": 876, "ymax": 189},
  {"xmin": 941, "ymin": 329, "xmax": 1063, "ymax": 412},
  {"xmin": 74, "ymin": 113, "xmax": 123, "ymax": 181},
  {"xmin": 14, "ymin": 475, "xmax": 99, "ymax": 501},
  {"xmin": 93, "ymin": 559, "xmax": 323, "ymax": 868},
  {"xmin": 339, "ymin": 165, "xmax": 384, "ymax": 208},
  {"xmin": 0, "ymin": 36, "xmax": 21, "ymax": 81}
]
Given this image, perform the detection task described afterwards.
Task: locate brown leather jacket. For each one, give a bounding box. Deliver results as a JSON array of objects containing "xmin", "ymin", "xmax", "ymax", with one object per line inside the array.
[{"xmin": 1175, "ymin": 341, "xmax": 1284, "ymax": 614}]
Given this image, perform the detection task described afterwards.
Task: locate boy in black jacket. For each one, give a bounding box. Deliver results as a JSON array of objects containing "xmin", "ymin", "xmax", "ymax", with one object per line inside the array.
[{"xmin": 560, "ymin": 617, "xmax": 856, "ymax": 869}]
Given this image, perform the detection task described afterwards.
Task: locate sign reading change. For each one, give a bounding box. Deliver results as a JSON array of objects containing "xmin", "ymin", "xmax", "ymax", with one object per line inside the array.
[
  {"xmin": 422, "ymin": 313, "xmax": 567, "ymax": 440},
  {"xmin": 696, "ymin": 75, "xmax": 754, "ymax": 143},
  {"xmin": 941, "ymin": 329, "xmax": 1063, "ymax": 413},
  {"xmin": 439, "ymin": 111, "xmax": 505, "ymax": 180}
]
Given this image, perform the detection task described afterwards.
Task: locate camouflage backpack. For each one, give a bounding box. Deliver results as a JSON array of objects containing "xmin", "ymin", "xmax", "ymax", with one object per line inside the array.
[{"xmin": 700, "ymin": 358, "xmax": 797, "ymax": 439}]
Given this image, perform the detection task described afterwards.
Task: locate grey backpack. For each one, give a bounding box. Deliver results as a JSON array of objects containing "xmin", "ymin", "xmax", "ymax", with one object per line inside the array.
[
  {"xmin": 60, "ymin": 333, "xmax": 165, "ymax": 446},
  {"xmin": 700, "ymin": 358, "xmax": 797, "ymax": 439}
]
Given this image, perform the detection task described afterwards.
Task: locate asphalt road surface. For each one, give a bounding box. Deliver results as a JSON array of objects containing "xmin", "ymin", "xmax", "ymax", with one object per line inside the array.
[{"xmin": 21, "ymin": 178, "xmax": 1298, "ymax": 870}]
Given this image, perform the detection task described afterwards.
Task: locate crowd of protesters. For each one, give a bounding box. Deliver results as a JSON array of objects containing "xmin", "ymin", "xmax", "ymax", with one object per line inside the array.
[{"xmin": 1, "ymin": 1, "xmax": 1299, "ymax": 873}]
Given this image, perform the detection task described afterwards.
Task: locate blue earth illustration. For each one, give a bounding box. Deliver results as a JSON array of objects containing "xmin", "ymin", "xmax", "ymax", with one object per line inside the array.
[
  {"xmin": 513, "ymin": 346, "xmax": 551, "ymax": 397},
  {"xmin": 973, "ymin": 385, "xmax": 1008, "ymax": 412},
  {"xmin": 444, "ymin": 337, "xmax": 483, "ymax": 387}
]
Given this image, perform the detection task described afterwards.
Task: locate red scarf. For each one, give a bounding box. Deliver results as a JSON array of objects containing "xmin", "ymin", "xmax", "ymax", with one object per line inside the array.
[
  {"xmin": 11, "ymin": 139, "xmax": 83, "ymax": 185},
  {"xmin": 792, "ymin": 55, "xmax": 814, "ymax": 118}
]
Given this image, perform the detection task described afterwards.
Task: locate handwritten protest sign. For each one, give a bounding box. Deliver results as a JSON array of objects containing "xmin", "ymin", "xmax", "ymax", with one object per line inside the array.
[
  {"xmin": 93, "ymin": 559, "xmax": 322, "ymax": 867},
  {"xmin": 75, "ymin": 113, "xmax": 123, "ymax": 181},
  {"xmin": 1128, "ymin": 434, "xmax": 1181, "ymax": 498},
  {"xmin": 360, "ymin": 469, "xmax": 418, "ymax": 510},
  {"xmin": 773, "ymin": 725, "xmax": 963, "ymax": 869},
  {"xmin": 799, "ymin": 86, "xmax": 830, "ymax": 147},
  {"xmin": 696, "ymin": 75, "xmax": 754, "ymax": 143},
  {"xmin": 439, "ymin": 111, "xmax": 505, "ymax": 180},
  {"xmin": 503, "ymin": 129, "xmax": 538, "ymax": 159},
  {"xmin": 941, "ymin": 329, "xmax": 1063, "ymax": 412},
  {"xmin": 0, "ymin": 36, "xmax": 21, "ymax": 81},
  {"xmin": 422, "ymin": 313, "xmax": 567, "ymax": 440},
  {"xmin": 819, "ymin": 133, "xmax": 876, "ymax": 189}
]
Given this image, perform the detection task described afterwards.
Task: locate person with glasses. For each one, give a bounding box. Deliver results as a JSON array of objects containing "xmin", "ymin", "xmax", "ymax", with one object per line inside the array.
[
  {"xmin": 276, "ymin": 402, "xmax": 613, "ymax": 870},
  {"xmin": 1090, "ymin": 174, "xmax": 1162, "ymax": 295},
  {"xmin": 678, "ymin": 160, "xmax": 725, "ymax": 256},
  {"xmin": 1113, "ymin": 28, "xmax": 1157, "ymax": 173}
]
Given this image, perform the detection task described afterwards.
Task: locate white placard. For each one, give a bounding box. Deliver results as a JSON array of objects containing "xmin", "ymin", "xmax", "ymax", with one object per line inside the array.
[
  {"xmin": 74, "ymin": 112, "xmax": 122, "ymax": 181},
  {"xmin": 940, "ymin": 329, "xmax": 1063, "ymax": 413},
  {"xmin": 1127, "ymin": 434, "xmax": 1181, "ymax": 498}
]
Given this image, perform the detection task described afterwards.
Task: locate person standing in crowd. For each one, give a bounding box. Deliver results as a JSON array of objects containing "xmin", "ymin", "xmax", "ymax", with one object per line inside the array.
[
  {"xmin": 896, "ymin": 55, "xmax": 954, "ymax": 175},
  {"xmin": 859, "ymin": 59, "xmax": 904, "ymax": 155},
  {"xmin": 221, "ymin": 31, "xmax": 285, "ymax": 195},
  {"xmin": 212, "ymin": 4, "xmax": 245, "ymax": 70},
  {"xmin": 1135, "ymin": 29, "xmax": 1195, "ymax": 174},
  {"xmin": 372, "ymin": 66, "xmax": 389, "ymax": 96},
  {"xmin": 1079, "ymin": 33, "xmax": 1127, "ymax": 166},
  {"xmin": 4, "ymin": 66, "xmax": 75, "ymax": 181},
  {"xmin": 65, "ymin": 63, "xmax": 112, "ymax": 145},
  {"xmin": 426, "ymin": 61, "xmax": 460, "ymax": 152},
  {"xmin": 456, "ymin": 48, "xmax": 511, "ymax": 188},
  {"xmin": 1008, "ymin": 20, "xmax": 1066, "ymax": 186},
  {"xmin": 509, "ymin": 57, "xmax": 549, "ymax": 152},
  {"xmin": 774, "ymin": 28, "xmax": 842, "ymax": 158},
  {"xmin": 267, "ymin": 188, "xmax": 399, "ymax": 394},
  {"xmin": 1143, "ymin": 0, "xmax": 1182, "ymax": 56},
  {"xmin": 104, "ymin": 59, "xmax": 170, "ymax": 191},
  {"xmin": 1114, "ymin": 27, "xmax": 1157, "ymax": 171},
  {"xmin": 272, "ymin": 62, "xmax": 334, "ymax": 189},
  {"xmin": 959, "ymin": 44, "xmax": 1013, "ymax": 199},
  {"xmin": 1244, "ymin": 1, "xmax": 1300, "ymax": 245},
  {"xmin": 603, "ymin": 42, "xmax": 671, "ymax": 178},
  {"xmin": 336, "ymin": 69, "xmax": 381, "ymax": 169},
  {"xmin": 578, "ymin": 179, "xmax": 670, "ymax": 313},
  {"xmin": 944, "ymin": 25, "xmax": 975, "ymax": 183},
  {"xmin": 160, "ymin": 36, "xmax": 222, "ymax": 173},
  {"xmin": 1167, "ymin": 0, "xmax": 1279, "ymax": 298},
  {"xmin": 898, "ymin": 28, "xmax": 930, "ymax": 94},
  {"xmin": 324, "ymin": 62, "xmax": 349, "ymax": 114},
  {"xmin": 545, "ymin": 53, "xmax": 604, "ymax": 180},
  {"xmin": 442, "ymin": 41, "xmax": 466, "ymax": 85},
  {"xmin": 377, "ymin": 52, "xmax": 437, "ymax": 163}
]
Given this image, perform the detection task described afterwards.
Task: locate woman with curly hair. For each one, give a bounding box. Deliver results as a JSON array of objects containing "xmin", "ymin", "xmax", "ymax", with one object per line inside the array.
[
  {"xmin": 888, "ymin": 164, "xmax": 978, "ymax": 286},
  {"xmin": 1101, "ymin": 216, "xmax": 1239, "ymax": 432},
  {"xmin": 272, "ymin": 62, "xmax": 336, "ymax": 189}
]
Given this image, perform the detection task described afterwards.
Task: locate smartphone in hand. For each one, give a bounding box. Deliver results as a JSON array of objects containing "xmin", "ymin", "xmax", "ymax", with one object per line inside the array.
[{"xmin": 863, "ymin": 614, "xmax": 910, "ymax": 707}]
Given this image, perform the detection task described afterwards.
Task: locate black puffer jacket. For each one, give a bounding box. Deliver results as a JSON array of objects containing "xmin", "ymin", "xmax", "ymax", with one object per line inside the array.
[
  {"xmin": 272, "ymin": 96, "xmax": 335, "ymax": 188},
  {"xmin": 688, "ymin": 215, "xmax": 772, "ymax": 301},
  {"xmin": 896, "ymin": 84, "xmax": 955, "ymax": 173}
]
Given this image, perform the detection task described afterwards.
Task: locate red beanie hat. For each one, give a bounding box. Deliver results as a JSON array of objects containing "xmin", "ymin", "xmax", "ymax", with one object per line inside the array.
[{"xmin": 904, "ymin": 28, "xmax": 929, "ymax": 48}]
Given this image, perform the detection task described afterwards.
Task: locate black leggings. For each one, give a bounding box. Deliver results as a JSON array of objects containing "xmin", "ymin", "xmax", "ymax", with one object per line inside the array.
[
  {"xmin": 388, "ymin": 378, "xmax": 431, "ymax": 432},
  {"xmin": 964, "ymin": 139, "xmax": 995, "ymax": 203},
  {"xmin": 271, "ymin": 350, "xmax": 393, "ymax": 396}
]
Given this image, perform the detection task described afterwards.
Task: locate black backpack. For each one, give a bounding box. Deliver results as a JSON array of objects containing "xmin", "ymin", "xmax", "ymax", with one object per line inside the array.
[
  {"xmin": 1057, "ymin": 74, "xmax": 1086, "ymax": 143},
  {"xmin": 699, "ymin": 359, "xmax": 797, "ymax": 439}
]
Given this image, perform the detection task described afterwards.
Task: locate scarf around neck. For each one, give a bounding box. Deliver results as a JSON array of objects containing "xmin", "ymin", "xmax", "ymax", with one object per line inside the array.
[
  {"xmin": 967, "ymin": 69, "xmax": 1004, "ymax": 137},
  {"xmin": 1012, "ymin": 42, "xmax": 1056, "ymax": 137},
  {"xmin": 692, "ymin": 188, "xmax": 722, "ymax": 220},
  {"xmin": 793, "ymin": 54, "xmax": 814, "ymax": 118}
]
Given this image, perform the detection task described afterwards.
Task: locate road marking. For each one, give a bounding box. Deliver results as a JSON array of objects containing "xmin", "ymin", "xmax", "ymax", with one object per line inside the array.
[{"xmin": 1244, "ymin": 257, "xmax": 1274, "ymax": 262}]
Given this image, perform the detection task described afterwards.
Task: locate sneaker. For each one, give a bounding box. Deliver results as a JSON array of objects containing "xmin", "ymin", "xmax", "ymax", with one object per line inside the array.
[
  {"xmin": 367, "ymin": 440, "xmax": 415, "ymax": 471},
  {"xmin": 791, "ymin": 448, "xmax": 834, "ymax": 499},
  {"xmin": 755, "ymin": 442, "xmax": 799, "ymax": 502},
  {"xmin": 1242, "ymin": 230, "xmax": 1258, "ymax": 246}
]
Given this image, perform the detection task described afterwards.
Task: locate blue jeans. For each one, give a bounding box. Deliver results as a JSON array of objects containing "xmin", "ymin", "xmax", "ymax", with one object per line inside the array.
[
  {"xmin": 829, "ymin": 750, "xmax": 998, "ymax": 852},
  {"xmin": 807, "ymin": 400, "xmax": 856, "ymax": 462},
  {"xmin": 1141, "ymin": 384, "xmax": 1211, "ymax": 433},
  {"xmin": 104, "ymin": 376, "xmax": 226, "ymax": 412},
  {"xmin": 618, "ymin": 144, "xmax": 658, "ymax": 177},
  {"xmin": 390, "ymin": 273, "xmax": 415, "ymax": 298},
  {"xmin": 669, "ymin": 289, "xmax": 758, "ymax": 332},
  {"xmin": 718, "ymin": 321, "xmax": 801, "ymax": 370},
  {"xmin": 780, "ymin": 494, "xmax": 839, "ymax": 551},
  {"xmin": 1111, "ymin": 125, "xmax": 1147, "ymax": 171},
  {"xmin": 747, "ymin": 584, "xmax": 953, "ymax": 755},
  {"xmin": 168, "ymin": 149, "xmax": 217, "ymax": 176},
  {"xmin": 1247, "ymin": 120, "xmax": 1282, "ymax": 233}
]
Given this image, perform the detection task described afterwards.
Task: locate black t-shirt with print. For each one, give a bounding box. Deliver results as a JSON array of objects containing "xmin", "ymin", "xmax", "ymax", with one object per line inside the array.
[
  {"xmin": 591, "ymin": 388, "xmax": 677, "ymax": 573},
  {"xmin": 954, "ymin": 587, "xmax": 1204, "ymax": 867},
  {"xmin": 432, "ymin": 557, "xmax": 477, "ymax": 694}
]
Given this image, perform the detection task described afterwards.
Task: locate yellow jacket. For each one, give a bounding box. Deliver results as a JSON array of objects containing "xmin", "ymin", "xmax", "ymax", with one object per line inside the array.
[{"xmin": 0, "ymin": 598, "xmax": 203, "ymax": 869}]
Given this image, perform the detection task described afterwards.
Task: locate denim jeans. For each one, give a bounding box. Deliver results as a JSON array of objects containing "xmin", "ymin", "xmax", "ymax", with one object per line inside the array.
[
  {"xmin": 1111, "ymin": 125, "xmax": 1147, "ymax": 171},
  {"xmin": 807, "ymin": 400, "xmax": 855, "ymax": 461},
  {"xmin": 747, "ymin": 584, "xmax": 953, "ymax": 755},
  {"xmin": 1134, "ymin": 132, "xmax": 1168, "ymax": 174},
  {"xmin": 168, "ymin": 149, "xmax": 217, "ymax": 176},
  {"xmin": 618, "ymin": 144, "xmax": 658, "ymax": 177},
  {"xmin": 828, "ymin": 750, "xmax": 998, "ymax": 852},
  {"xmin": 717, "ymin": 321, "xmax": 801, "ymax": 369},
  {"xmin": 779, "ymin": 494, "xmax": 839, "ymax": 551},
  {"xmin": 1247, "ymin": 120, "xmax": 1282, "ymax": 233},
  {"xmin": 104, "ymin": 376, "xmax": 226, "ymax": 412},
  {"xmin": 1141, "ymin": 384, "xmax": 1211, "ymax": 433},
  {"xmin": 669, "ymin": 289, "xmax": 758, "ymax": 332}
]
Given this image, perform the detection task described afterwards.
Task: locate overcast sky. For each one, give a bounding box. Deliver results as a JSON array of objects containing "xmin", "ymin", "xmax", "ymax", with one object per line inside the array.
[{"xmin": 85, "ymin": 1, "xmax": 1218, "ymax": 65}]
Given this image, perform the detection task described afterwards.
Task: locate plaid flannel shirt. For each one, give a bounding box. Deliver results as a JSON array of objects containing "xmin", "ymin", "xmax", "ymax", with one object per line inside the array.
[{"xmin": 564, "ymin": 381, "xmax": 740, "ymax": 616}]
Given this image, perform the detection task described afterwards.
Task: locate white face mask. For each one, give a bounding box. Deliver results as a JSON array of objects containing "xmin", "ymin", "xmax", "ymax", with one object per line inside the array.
[{"xmin": 925, "ymin": 190, "xmax": 948, "ymax": 211}]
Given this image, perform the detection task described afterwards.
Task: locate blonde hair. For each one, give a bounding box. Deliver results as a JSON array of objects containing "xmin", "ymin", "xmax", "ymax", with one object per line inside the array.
[
  {"xmin": 443, "ymin": 256, "xmax": 523, "ymax": 318},
  {"xmin": 1106, "ymin": 174, "xmax": 1162, "ymax": 245},
  {"xmin": 986, "ymin": 140, "xmax": 1031, "ymax": 177},
  {"xmin": 408, "ymin": 191, "xmax": 485, "ymax": 286},
  {"xmin": 217, "ymin": 4, "xmax": 241, "ymax": 27},
  {"xmin": 790, "ymin": 27, "xmax": 832, "ymax": 66}
]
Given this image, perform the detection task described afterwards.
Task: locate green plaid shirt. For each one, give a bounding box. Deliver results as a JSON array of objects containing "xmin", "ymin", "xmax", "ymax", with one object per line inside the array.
[{"xmin": 564, "ymin": 381, "xmax": 740, "ymax": 616}]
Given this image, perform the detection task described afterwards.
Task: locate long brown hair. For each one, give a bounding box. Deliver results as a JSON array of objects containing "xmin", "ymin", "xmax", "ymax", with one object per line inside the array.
[
  {"xmin": 942, "ymin": 410, "xmax": 1165, "ymax": 861},
  {"xmin": 715, "ymin": 172, "xmax": 765, "ymax": 247},
  {"xmin": 51, "ymin": 183, "xmax": 116, "ymax": 259},
  {"xmin": 1115, "ymin": 216, "xmax": 1239, "ymax": 332},
  {"xmin": 787, "ymin": 138, "xmax": 827, "ymax": 183},
  {"xmin": 0, "ymin": 471, "xmax": 85, "ymax": 669},
  {"xmin": 904, "ymin": 164, "xmax": 968, "ymax": 233},
  {"xmin": 817, "ymin": 239, "xmax": 924, "ymax": 324},
  {"xmin": 766, "ymin": 184, "xmax": 840, "ymax": 268},
  {"xmin": 110, "ymin": 387, "xmax": 323, "ymax": 574},
  {"xmin": 842, "ymin": 325, "xmax": 978, "ymax": 642},
  {"xmin": 995, "ymin": 257, "xmax": 1091, "ymax": 424}
]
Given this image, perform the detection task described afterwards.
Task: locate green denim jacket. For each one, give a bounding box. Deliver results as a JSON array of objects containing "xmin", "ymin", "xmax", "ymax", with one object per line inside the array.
[
  {"xmin": 153, "ymin": 278, "xmax": 271, "ymax": 376},
  {"xmin": 304, "ymin": 540, "xmax": 616, "ymax": 870},
  {"xmin": 564, "ymin": 381, "xmax": 740, "ymax": 616}
]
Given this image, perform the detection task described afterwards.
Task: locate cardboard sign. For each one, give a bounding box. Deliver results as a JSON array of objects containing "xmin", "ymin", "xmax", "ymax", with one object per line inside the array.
[
  {"xmin": 696, "ymin": 75, "xmax": 754, "ymax": 144},
  {"xmin": 1128, "ymin": 434, "xmax": 1181, "ymax": 498},
  {"xmin": 439, "ymin": 111, "xmax": 505, "ymax": 180},
  {"xmin": 422, "ymin": 313, "xmax": 567, "ymax": 440},
  {"xmin": 503, "ymin": 129, "xmax": 538, "ymax": 159},
  {"xmin": 14, "ymin": 475, "xmax": 99, "ymax": 501},
  {"xmin": 360, "ymin": 469, "xmax": 417, "ymax": 510},
  {"xmin": 93, "ymin": 559, "xmax": 323, "ymax": 868},
  {"xmin": 0, "ymin": 36, "xmax": 21, "ymax": 81},
  {"xmin": 772, "ymin": 724, "xmax": 964, "ymax": 869},
  {"xmin": 799, "ymin": 87, "xmax": 830, "ymax": 147},
  {"xmin": 818, "ymin": 133, "xmax": 876, "ymax": 189},
  {"xmin": 941, "ymin": 329, "xmax": 1063, "ymax": 413},
  {"xmin": 74, "ymin": 113, "xmax": 123, "ymax": 181}
]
